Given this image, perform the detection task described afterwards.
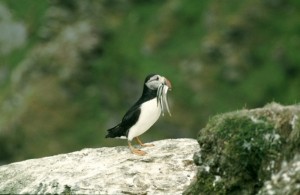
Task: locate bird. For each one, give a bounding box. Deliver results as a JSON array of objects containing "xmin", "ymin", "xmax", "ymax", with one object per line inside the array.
[{"xmin": 105, "ymin": 74, "xmax": 172, "ymax": 156}]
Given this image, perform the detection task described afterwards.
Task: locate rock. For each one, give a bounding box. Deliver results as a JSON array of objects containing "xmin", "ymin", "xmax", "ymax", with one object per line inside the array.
[
  {"xmin": 258, "ymin": 154, "xmax": 300, "ymax": 195},
  {"xmin": 184, "ymin": 103, "xmax": 300, "ymax": 195},
  {"xmin": 0, "ymin": 138, "xmax": 199, "ymax": 195}
]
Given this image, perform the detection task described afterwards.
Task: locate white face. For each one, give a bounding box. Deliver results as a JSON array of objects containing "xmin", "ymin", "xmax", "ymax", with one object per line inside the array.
[{"xmin": 145, "ymin": 75, "xmax": 166, "ymax": 90}]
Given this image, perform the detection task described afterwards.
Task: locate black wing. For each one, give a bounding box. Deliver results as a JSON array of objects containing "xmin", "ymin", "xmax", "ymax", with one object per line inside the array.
[
  {"xmin": 122, "ymin": 104, "xmax": 141, "ymax": 129},
  {"xmin": 105, "ymin": 104, "xmax": 141, "ymax": 138}
]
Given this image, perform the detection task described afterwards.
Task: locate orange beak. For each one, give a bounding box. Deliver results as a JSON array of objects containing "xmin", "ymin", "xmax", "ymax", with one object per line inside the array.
[{"xmin": 164, "ymin": 78, "xmax": 172, "ymax": 91}]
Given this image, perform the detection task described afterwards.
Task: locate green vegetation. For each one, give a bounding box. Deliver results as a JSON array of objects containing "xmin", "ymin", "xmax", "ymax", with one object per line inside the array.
[
  {"xmin": 185, "ymin": 103, "xmax": 300, "ymax": 194},
  {"xmin": 198, "ymin": 116, "xmax": 280, "ymax": 193},
  {"xmin": 0, "ymin": 0, "xmax": 300, "ymax": 164}
]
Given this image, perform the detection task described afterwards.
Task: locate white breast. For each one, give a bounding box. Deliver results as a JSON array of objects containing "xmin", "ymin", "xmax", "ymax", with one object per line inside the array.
[{"xmin": 127, "ymin": 98, "xmax": 161, "ymax": 141}]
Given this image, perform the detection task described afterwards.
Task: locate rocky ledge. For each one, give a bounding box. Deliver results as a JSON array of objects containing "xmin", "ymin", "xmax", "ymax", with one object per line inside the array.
[{"xmin": 0, "ymin": 138, "xmax": 199, "ymax": 195}]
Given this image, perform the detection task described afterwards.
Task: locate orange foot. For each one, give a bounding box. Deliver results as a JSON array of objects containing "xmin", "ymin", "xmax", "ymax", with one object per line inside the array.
[
  {"xmin": 140, "ymin": 143, "xmax": 155, "ymax": 147},
  {"xmin": 131, "ymin": 148, "xmax": 147, "ymax": 156},
  {"xmin": 128, "ymin": 141, "xmax": 147, "ymax": 156},
  {"xmin": 135, "ymin": 137, "xmax": 155, "ymax": 147}
]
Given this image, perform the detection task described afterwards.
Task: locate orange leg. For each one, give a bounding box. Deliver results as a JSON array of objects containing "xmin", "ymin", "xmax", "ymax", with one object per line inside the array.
[
  {"xmin": 128, "ymin": 141, "xmax": 146, "ymax": 156},
  {"xmin": 135, "ymin": 137, "xmax": 155, "ymax": 147}
]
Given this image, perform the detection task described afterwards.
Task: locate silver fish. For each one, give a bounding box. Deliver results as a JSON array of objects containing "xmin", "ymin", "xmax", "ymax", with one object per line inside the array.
[
  {"xmin": 162, "ymin": 85, "xmax": 171, "ymax": 116},
  {"xmin": 157, "ymin": 84, "xmax": 171, "ymax": 116}
]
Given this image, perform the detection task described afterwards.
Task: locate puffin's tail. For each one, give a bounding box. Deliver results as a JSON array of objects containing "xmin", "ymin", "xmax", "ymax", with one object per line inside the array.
[{"xmin": 105, "ymin": 125, "xmax": 125, "ymax": 138}]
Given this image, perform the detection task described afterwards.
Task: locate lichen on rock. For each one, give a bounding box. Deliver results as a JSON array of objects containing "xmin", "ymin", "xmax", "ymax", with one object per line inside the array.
[{"xmin": 258, "ymin": 154, "xmax": 300, "ymax": 195}]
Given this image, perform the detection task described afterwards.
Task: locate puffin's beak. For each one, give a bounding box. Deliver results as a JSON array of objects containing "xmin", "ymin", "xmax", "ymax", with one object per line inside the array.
[{"xmin": 164, "ymin": 78, "xmax": 172, "ymax": 91}]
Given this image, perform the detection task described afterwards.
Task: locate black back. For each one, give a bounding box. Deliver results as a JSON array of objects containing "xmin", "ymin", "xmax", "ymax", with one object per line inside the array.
[{"xmin": 105, "ymin": 74, "xmax": 158, "ymax": 138}]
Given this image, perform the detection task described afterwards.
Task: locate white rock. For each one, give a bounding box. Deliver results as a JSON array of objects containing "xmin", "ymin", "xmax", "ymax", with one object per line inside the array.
[{"xmin": 0, "ymin": 138, "xmax": 199, "ymax": 195}]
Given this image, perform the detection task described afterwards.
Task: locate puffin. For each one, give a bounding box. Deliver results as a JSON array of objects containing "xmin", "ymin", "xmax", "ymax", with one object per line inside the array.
[{"xmin": 105, "ymin": 74, "xmax": 172, "ymax": 155}]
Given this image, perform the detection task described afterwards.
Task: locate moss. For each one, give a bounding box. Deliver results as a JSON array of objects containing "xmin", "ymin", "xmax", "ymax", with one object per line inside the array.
[
  {"xmin": 186, "ymin": 104, "xmax": 300, "ymax": 194},
  {"xmin": 62, "ymin": 185, "xmax": 72, "ymax": 195},
  {"xmin": 217, "ymin": 116, "xmax": 280, "ymax": 177},
  {"xmin": 200, "ymin": 115, "xmax": 280, "ymax": 193},
  {"xmin": 184, "ymin": 166, "xmax": 225, "ymax": 195}
]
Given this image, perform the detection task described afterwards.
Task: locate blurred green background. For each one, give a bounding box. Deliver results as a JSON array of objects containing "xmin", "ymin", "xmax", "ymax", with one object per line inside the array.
[{"xmin": 0, "ymin": 0, "xmax": 300, "ymax": 164}]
